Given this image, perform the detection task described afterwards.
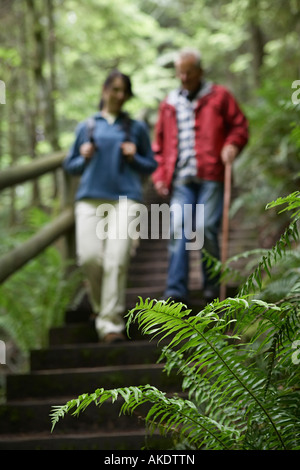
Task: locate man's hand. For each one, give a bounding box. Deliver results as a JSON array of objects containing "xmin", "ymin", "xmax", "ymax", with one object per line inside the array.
[
  {"xmin": 221, "ymin": 144, "xmax": 239, "ymax": 165},
  {"xmin": 121, "ymin": 141, "xmax": 137, "ymax": 162},
  {"xmin": 154, "ymin": 181, "xmax": 169, "ymax": 197},
  {"xmin": 80, "ymin": 142, "xmax": 95, "ymax": 160}
]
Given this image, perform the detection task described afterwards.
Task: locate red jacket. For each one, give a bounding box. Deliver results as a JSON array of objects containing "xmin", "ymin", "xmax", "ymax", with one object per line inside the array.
[{"xmin": 152, "ymin": 83, "xmax": 249, "ymax": 188}]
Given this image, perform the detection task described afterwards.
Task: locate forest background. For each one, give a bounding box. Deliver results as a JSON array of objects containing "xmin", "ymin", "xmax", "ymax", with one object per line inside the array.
[{"xmin": 0, "ymin": 0, "xmax": 300, "ymax": 369}]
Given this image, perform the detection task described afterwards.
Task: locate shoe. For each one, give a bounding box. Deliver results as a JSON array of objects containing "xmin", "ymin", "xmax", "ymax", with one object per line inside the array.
[{"xmin": 103, "ymin": 332, "xmax": 126, "ymax": 343}]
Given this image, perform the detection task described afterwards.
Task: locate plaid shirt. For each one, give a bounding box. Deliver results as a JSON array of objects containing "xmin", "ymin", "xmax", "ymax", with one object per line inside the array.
[
  {"xmin": 152, "ymin": 81, "xmax": 249, "ymax": 188},
  {"xmin": 174, "ymin": 89, "xmax": 197, "ymax": 184},
  {"xmin": 174, "ymin": 81, "xmax": 213, "ymax": 184}
]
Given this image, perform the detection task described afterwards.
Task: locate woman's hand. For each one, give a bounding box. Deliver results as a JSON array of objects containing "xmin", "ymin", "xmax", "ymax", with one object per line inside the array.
[
  {"xmin": 121, "ymin": 141, "xmax": 136, "ymax": 162},
  {"xmin": 80, "ymin": 142, "xmax": 95, "ymax": 160}
]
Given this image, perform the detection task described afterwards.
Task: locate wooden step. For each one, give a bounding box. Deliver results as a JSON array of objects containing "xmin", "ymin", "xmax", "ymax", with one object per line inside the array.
[
  {"xmin": 30, "ymin": 340, "xmax": 164, "ymax": 371},
  {"xmin": 5, "ymin": 363, "xmax": 180, "ymax": 401},
  {"xmin": 0, "ymin": 396, "xmax": 141, "ymax": 435},
  {"xmin": 49, "ymin": 323, "xmax": 98, "ymax": 345},
  {"xmin": 0, "ymin": 429, "xmax": 172, "ymax": 450}
]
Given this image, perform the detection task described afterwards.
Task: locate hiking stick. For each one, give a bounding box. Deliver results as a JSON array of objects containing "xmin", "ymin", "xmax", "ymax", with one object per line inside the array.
[{"xmin": 219, "ymin": 162, "xmax": 232, "ymax": 301}]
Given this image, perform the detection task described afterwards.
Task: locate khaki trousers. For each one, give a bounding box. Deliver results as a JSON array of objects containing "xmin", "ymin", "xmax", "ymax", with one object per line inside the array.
[{"xmin": 75, "ymin": 198, "xmax": 138, "ymax": 339}]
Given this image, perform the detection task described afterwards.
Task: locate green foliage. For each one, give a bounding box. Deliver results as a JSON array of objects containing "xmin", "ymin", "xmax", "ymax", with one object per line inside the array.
[
  {"xmin": 0, "ymin": 247, "xmax": 80, "ymax": 356},
  {"xmin": 267, "ymin": 191, "xmax": 300, "ymax": 219},
  {"xmin": 50, "ymin": 193, "xmax": 300, "ymax": 450},
  {"xmin": 0, "ymin": 208, "xmax": 81, "ymax": 365},
  {"xmin": 2, "ymin": 0, "xmax": 300, "ymax": 231},
  {"xmin": 1, "ymin": 0, "xmax": 300, "ymax": 448},
  {"xmin": 0, "ymin": 248, "xmax": 81, "ymax": 369},
  {"xmin": 232, "ymin": 83, "xmax": 300, "ymax": 233}
]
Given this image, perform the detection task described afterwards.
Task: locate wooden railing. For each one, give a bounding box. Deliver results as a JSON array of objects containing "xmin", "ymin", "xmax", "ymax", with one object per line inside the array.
[{"xmin": 0, "ymin": 151, "xmax": 76, "ymax": 284}]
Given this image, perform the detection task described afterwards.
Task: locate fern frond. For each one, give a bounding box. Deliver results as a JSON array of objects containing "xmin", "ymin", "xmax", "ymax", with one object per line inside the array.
[
  {"xmin": 50, "ymin": 294, "xmax": 299, "ymax": 449},
  {"xmin": 266, "ymin": 191, "xmax": 300, "ymax": 219},
  {"xmin": 126, "ymin": 297, "xmax": 290, "ymax": 449},
  {"xmin": 50, "ymin": 384, "xmax": 241, "ymax": 450},
  {"xmin": 238, "ymin": 220, "xmax": 299, "ymax": 297}
]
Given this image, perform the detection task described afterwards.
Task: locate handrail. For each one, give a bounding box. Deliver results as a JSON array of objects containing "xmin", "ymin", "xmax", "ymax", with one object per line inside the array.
[
  {"xmin": 0, "ymin": 151, "xmax": 76, "ymax": 284},
  {"xmin": 0, "ymin": 208, "xmax": 74, "ymax": 284},
  {"xmin": 0, "ymin": 151, "xmax": 65, "ymax": 191}
]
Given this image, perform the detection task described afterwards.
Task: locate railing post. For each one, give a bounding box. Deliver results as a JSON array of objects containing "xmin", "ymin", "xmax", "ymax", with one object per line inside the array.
[{"xmin": 57, "ymin": 166, "xmax": 78, "ymax": 264}]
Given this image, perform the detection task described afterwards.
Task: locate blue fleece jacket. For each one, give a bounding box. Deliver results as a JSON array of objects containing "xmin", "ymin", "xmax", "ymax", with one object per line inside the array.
[{"xmin": 63, "ymin": 112, "xmax": 157, "ymax": 202}]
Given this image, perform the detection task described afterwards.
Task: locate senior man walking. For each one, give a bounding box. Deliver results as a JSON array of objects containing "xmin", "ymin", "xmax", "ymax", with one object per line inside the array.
[{"xmin": 152, "ymin": 48, "xmax": 249, "ymax": 304}]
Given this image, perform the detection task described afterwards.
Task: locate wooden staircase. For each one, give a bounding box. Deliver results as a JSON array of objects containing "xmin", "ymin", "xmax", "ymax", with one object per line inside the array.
[
  {"xmin": 0, "ymin": 284, "xmax": 181, "ymax": 450},
  {"xmin": 0, "ymin": 182, "xmax": 258, "ymax": 450}
]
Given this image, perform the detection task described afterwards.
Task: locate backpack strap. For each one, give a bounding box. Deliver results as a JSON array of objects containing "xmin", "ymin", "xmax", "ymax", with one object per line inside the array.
[
  {"xmin": 119, "ymin": 112, "xmax": 132, "ymax": 172},
  {"xmin": 86, "ymin": 117, "xmax": 97, "ymax": 147},
  {"xmin": 122, "ymin": 112, "xmax": 132, "ymax": 142}
]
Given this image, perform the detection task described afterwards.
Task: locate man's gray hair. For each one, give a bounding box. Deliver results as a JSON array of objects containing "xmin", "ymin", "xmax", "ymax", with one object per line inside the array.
[{"xmin": 175, "ymin": 48, "xmax": 202, "ymax": 69}]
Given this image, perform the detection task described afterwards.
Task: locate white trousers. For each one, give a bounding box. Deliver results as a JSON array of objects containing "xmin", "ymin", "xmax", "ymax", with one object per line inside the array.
[{"xmin": 75, "ymin": 198, "xmax": 138, "ymax": 339}]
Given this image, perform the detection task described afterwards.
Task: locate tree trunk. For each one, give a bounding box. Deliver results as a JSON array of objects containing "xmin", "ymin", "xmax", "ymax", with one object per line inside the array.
[
  {"xmin": 249, "ymin": 20, "xmax": 265, "ymax": 87},
  {"xmin": 7, "ymin": 73, "xmax": 18, "ymax": 226},
  {"xmin": 247, "ymin": 0, "xmax": 265, "ymax": 87},
  {"xmin": 45, "ymin": 0, "xmax": 61, "ymax": 198},
  {"xmin": 26, "ymin": 0, "xmax": 48, "ymax": 206}
]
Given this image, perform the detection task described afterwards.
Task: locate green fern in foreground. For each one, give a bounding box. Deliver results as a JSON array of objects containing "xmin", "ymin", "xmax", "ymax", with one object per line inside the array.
[{"xmin": 50, "ymin": 193, "xmax": 300, "ymax": 450}]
